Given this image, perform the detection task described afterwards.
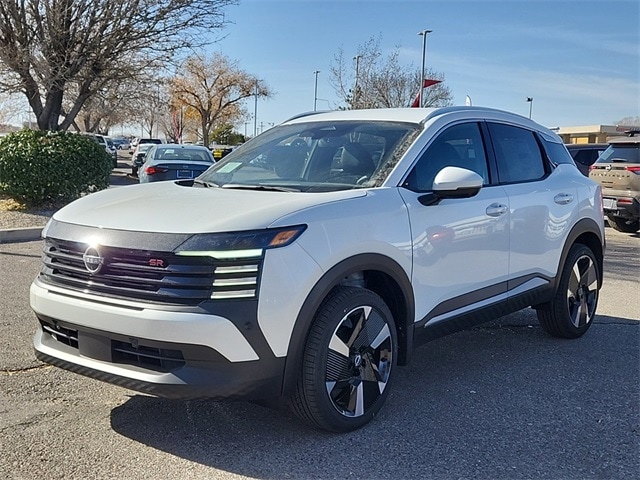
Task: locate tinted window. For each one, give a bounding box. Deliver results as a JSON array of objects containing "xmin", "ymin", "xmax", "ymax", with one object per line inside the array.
[
  {"xmin": 596, "ymin": 145, "xmax": 640, "ymax": 164},
  {"xmin": 156, "ymin": 147, "xmax": 213, "ymax": 162},
  {"xmin": 572, "ymin": 149, "xmax": 599, "ymax": 167},
  {"xmin": 546, "ymin": 141, "xmax": 577, "ymax": 165},
  {"xmin": 405, "ymin": 122, "xmax": 489, "ymax": 192},
  {"xmin": 488, "ymin": 123, "xmax": 546, "ymax": 183}
]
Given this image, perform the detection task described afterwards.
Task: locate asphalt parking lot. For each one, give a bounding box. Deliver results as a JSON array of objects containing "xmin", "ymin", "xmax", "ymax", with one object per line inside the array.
[{"xmin": 0, "ymin": 200, "xmax": 638, "ymax": 479}]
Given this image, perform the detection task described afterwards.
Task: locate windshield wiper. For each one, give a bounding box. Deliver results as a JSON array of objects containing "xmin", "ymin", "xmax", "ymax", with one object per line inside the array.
[
  {"xmin": 221, "ymin": 184, "xmax": 300, "ymax": 192},
  {"xmin": 193, "ymin": 179, "xmax": 220, "ymax": 188}
]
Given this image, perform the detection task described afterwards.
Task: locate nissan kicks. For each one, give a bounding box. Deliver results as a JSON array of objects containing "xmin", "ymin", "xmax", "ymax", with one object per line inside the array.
[{"xmin": 31, "ymin": 107, "xmax": 605, "ymax": 432}]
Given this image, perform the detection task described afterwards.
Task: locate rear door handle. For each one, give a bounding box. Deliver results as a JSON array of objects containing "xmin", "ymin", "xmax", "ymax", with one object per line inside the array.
[
  {"xmin": 554, "ymin": 193, "xmax": 574, "ymax": 205},
  {"xmin": 486, "ymin": 203, "xmax": 508, "ymax": 217}
]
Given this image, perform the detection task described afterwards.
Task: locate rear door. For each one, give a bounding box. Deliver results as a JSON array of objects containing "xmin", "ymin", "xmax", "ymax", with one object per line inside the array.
[{"xmin": 487, "ymin": 122, "xmax": 579, "ymax": 286}]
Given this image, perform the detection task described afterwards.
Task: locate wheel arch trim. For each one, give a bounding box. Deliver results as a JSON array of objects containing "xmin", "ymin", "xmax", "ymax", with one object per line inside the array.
[
  {"xmin": 281, "ymin": 253, "xmax": 414, "ymax": 396},
  {"xmin": 556, "ymin": 217, "xmax": 605, "ymax": 291}
]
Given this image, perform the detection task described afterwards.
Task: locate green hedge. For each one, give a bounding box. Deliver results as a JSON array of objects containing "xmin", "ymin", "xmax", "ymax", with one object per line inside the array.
[{"xmin": 0, "ymin": 129, "xmax": 112, "ymax": 207}]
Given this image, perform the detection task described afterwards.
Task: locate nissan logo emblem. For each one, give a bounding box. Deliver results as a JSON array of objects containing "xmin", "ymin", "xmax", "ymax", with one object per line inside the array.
[{"xmin": 82, "ymin": 246, "xmax": 103, "ymax": 274}]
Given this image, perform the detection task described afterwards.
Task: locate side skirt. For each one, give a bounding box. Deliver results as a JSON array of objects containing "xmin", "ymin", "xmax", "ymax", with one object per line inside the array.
[{"xmin": 413, "ymin": 282, "xmax": 554, "ymax": 346}]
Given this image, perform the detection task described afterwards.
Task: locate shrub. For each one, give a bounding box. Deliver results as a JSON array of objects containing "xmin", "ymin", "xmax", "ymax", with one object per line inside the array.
[{"xmin": 0, "ymin": 129, "xmax": 112, "ymax": 207}]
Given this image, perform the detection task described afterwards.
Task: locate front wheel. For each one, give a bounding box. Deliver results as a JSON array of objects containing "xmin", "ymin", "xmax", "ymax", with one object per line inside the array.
[
  {"xmin": 607, "ymin": 215, "xmax": 639, "ymax": 233},
  {"xmin": 290, "ymin": 286, "xmax": 397, "ymax": 432},
  {"xmin": 537, "ymin": 244, "xmax": 600, "ymax": 338}
]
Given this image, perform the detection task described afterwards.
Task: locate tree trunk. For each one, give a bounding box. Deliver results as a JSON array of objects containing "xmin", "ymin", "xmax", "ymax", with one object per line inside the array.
[{"xmin": 39, "ymin": 87, "xmax": 65, "ymax": 131}]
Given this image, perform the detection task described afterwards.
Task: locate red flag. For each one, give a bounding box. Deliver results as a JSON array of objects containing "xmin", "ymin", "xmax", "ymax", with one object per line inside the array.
[{"xmin": 411, "ymin": 79, "xmax": 442, "ymax": 107}]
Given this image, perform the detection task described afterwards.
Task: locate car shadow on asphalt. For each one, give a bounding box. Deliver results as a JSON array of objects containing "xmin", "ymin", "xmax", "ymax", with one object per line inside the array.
[{"xmin": 109, "ymin": 311, "xmax": 639, "ymax": 479}]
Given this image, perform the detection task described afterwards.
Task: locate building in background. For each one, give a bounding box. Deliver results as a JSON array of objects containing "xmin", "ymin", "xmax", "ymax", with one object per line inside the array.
[{"xmin": 555, "ymin": 125, "xmax": 635, "ymax": 144}]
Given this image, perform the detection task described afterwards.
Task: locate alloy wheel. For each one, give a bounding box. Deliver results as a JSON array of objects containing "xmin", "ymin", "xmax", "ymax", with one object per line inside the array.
[
  {"xmin": 567, "ymin": 254, "xmax": 599, "ymax": 328},
  {"xmin": 325, "ymin": 305, "xmax": 393, "ymax": 418}
]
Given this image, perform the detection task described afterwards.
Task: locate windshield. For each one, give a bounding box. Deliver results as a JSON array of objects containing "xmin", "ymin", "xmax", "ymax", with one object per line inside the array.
[{"xmin": 198, "ymin": 120, "xmax": 420, "ymax": 192}]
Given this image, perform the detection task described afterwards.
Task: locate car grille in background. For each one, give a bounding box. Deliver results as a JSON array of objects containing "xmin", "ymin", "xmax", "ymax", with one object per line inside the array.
[{"xmin": 40, "ymin": 238, "xmax": 262, "ymax": 305}]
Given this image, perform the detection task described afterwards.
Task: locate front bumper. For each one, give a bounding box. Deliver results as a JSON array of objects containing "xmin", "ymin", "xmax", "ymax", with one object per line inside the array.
[{"xmin": 30, "ymin": 280, "xmax": 285, "ymax": 400}]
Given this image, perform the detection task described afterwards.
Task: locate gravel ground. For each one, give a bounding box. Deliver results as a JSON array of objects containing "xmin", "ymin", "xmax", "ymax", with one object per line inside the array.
[
  {"xmin": 0, "ymin": 194, "xmax": 58, "ymax": 229},
  {"xmin": 0, "ymin": 209, "xmax": 55, "ymax": 229}
]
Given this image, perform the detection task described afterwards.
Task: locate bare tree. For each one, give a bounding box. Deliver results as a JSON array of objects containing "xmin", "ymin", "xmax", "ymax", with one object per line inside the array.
[
  {"xmin": 330, "ymin": 35, "xmax": 453, "ymax": 109},
  {"xmin": 0, "ymin": 0, "xmax": 236, "ymax": 131},
  {"xmin": 614, "ymin": 116, "xmax": 640, "ymax": 127},
  {"xmin": 68, "ymin": 64, "xmax": 163, "ymax": 136},
  {"xmin": 0, "ymin": 91, "xmax": 25, "ymax": 126},
  {"xmin": 170, "ymin": 53, "xmax": 271, "ymax": 147}
]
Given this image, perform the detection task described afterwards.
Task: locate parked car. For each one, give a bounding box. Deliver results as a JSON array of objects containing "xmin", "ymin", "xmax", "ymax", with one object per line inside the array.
[
  {"xmin": 130, "ymin": 143, "xmax": 156, "ymax": 176},
  {"xmin": 565, "ymin": 143, "xmax": 608, "ymax": 176},
  {"xmin": 111, "ymin": 138, "xmax": 131, "ymax": 150},
  {"xmin": 128, "ymin": 137, "xmax": 139, "ymax": 154},
  {"xmin": 81, "ymin": 133, "xmax": 117, "ymax": 168},
  {"xmin": 211, "ymin": 145, "xmax": 235, "ymax": 160},
  {"xmin": 138, "ymin": 144, "xmax": 215, "ymax": 183},
  {"xmin": 588, "ymin": 130, "xmax": 640, "ymax": 232},
  {"xmin": 31, "ymin": 107, "xmax": 604, "ymax": 432}
]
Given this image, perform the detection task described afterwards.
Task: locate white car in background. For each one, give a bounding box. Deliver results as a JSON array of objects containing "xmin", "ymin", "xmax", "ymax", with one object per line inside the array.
[
  {"xmin": 31, "ymin": 107, "xmax": 604, "ymax": 432},
  {"xmin": 81, "ymin": 132, "xmax": 117, "ymax": 168}
]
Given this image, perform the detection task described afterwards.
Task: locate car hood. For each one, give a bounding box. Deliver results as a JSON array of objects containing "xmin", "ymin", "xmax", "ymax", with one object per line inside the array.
[{"xmin": 53, "ymin": 181, "xmax": 366, "ymax": 233}]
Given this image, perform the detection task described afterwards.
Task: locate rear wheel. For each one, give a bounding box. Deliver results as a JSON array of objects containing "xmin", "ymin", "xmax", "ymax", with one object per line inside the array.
[
  {"xmin": 537, "ymin": 244, "xmax": 600, "ymax": 338},
  {"xmin": 607, "ymin": 215, "xmax": 639, "ymax": 233},
  {"xmin": 290, "ymin": 286, "xmax": 397, "ymax": 432}
]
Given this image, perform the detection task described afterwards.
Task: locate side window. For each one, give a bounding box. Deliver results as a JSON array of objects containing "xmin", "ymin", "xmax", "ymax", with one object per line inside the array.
[
  {"xmin": 405, "ymin": 122, "xmax": 489, "ymax": 192},
  {"xmin": 488, "ymin": 123, "xmax": 546, "ymax": 183},
  {"xmin": 544, "ymin": 139, "xmax": 576, "ymax": 166}
]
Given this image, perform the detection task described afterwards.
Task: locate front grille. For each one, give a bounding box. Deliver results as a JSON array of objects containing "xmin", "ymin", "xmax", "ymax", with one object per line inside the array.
[
  {"xmin": 40, "ymin": 238, "xmax": 262, "ymax": 305},
  {"xmin": 112, "ymin": 340, "xmax": 185, "ymax": 372}
]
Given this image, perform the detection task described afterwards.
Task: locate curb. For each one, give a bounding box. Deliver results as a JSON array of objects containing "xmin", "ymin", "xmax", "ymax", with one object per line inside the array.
[{"xmin": 0, "ymin": 226, "xmax": 43, "ymax": 244}]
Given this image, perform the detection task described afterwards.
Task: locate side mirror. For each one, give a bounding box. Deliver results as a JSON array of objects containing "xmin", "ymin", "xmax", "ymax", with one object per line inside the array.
[{"xmin": 419, "ymin": 166, "xmax": 483, "ymax": 206}]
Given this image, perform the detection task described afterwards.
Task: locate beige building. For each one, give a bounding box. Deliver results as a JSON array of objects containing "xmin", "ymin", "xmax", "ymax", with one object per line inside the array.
[{"xmin": 555, "ymin": 124, "xmax": 635, "ymax": 144}]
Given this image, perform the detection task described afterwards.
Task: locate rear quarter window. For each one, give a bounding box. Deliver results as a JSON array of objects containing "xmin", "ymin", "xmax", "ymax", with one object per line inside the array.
[{"xmin": 544, "ymin": 140, "xmax": 576, "ymax": 166}]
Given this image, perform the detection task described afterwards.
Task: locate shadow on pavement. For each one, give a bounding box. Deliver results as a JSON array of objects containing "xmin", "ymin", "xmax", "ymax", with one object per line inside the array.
[{"xmin": 110, "ymin": 314, "xmax": 639, "ymax": 479}]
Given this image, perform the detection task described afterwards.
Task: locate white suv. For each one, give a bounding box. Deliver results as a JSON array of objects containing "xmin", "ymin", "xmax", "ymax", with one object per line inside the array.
[{"xmin": 31, "ymin": 107, "xmax": 605, "ymax": 432}]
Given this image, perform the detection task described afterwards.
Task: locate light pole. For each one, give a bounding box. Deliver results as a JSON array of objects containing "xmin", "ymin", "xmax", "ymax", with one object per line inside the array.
[
  {"xmin": 526, "ymin": 97, "xmax": 534, "ymax": 119},
  {"xmin": 313, "ymin": 70, "xmax": 320, "ymax": 111},
  {"xmin": 253, "ymin": 80, "xmax": 259, "ymax": 137},
  {"xmin": 353, "ymin": 55, "xmax": 362, "ymax": 108},
  {"xmin": 417, "ymin": 29, "xmax": 433, "ymax": 108}
]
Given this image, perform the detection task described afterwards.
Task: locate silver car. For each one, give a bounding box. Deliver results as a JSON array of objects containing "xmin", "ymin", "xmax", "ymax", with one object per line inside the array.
[{"xmin": 138, "ymin": 144, "xmax": 215, "ymax": 183}]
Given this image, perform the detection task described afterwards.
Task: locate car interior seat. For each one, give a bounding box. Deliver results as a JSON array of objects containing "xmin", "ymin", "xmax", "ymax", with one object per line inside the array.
[{"xmin": 340, "ymin": 142, "xmax": 376, "ymax": 177}]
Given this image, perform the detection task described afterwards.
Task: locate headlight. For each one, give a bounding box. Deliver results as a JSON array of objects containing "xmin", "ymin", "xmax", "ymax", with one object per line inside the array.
[
  {"xmin": 175, "ymin": 225, "xmax": 307, "ymax": 260},
  {"xmin": 41, "ymin": 218, "xmax": 54, "ymax": 238}
]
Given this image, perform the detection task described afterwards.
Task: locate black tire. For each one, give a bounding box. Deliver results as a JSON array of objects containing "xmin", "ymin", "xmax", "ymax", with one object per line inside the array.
[
  {"xmin": 289, "ymin": 286, "xmax": 397, "ymax": 432},
  {"xmin": 131, "ymin": 166, "xmax": 138, "ymax": 177},
  {"xmin": 607, "ymin": 215, "xmax": 639, "ymax": 233},
  {"xmin": 537, "ymin": 244, "xmax": 600, "ymax": 338}
]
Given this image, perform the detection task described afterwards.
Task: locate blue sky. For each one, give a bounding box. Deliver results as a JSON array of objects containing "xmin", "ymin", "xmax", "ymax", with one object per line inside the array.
[{"xmin": 211, "ymin": 0, "xmax": 639, "ymax": 131}]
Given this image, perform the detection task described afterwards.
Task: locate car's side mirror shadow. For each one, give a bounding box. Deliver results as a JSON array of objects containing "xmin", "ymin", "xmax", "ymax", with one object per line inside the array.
[{"xmin": 418, "ymin": 167, "xmax": 484, "ymax": 206}]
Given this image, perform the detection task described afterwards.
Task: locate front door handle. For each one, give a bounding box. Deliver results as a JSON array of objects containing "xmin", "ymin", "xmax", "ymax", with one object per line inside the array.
[
  {"xmin": 486, "ymin": 203, "xmax": 508, "ymax": 217},
  {"xmin": 554, "ymin": 193, "xmax": 574, "ymax": 205}
]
